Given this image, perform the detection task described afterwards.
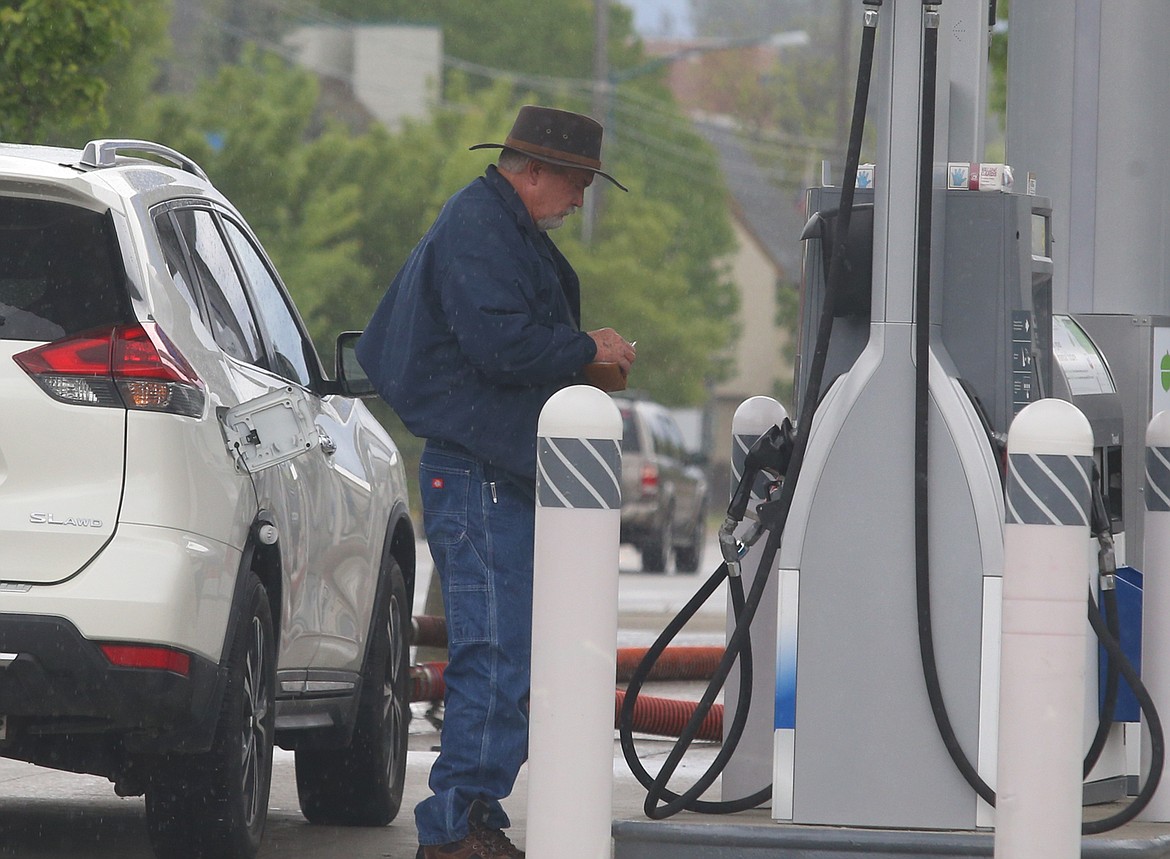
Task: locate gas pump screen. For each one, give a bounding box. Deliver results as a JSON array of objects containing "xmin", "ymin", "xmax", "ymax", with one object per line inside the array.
[
  {"xmin": 1052, "ymin": 314, "xmax": 1115, "ymax": 395},
  {"xmin": 1031, "ymin": 212, "xmax": 1050, "ymax": 258}
]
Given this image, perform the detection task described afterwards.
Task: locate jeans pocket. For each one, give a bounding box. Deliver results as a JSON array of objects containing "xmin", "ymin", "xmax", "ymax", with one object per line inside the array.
[
  {"xmin": 420, "ymin": 459, "xmax": 471, "ymax": 548},
  {"xmin": 437, "ymin": 533, "xmax": 492, "ymax": 645}
]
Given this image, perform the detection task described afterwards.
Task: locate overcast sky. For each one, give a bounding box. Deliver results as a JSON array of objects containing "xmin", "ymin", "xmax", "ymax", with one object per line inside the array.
[{"xmin": 622, "ymin": 0, "xmax": 695, "ymax": 37}]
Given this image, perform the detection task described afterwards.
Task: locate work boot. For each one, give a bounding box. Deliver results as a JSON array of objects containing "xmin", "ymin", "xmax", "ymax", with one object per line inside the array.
[
  {"xmin": 415, "ymin": 825, "xmax": 524, "ymax": 859},
  {"xmin": 474, "ymin": 825, "xmax": 524, "ymax": 858}
]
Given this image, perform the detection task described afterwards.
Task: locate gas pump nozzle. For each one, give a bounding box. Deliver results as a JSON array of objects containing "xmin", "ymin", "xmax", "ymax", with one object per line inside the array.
[
  {"xmin": 719, "ymin": 419, "xmax": 797, "ymax": 576},
  {"xmin": 1089, "ymin": 465, "xmax": 1117, "ymax": 587}
]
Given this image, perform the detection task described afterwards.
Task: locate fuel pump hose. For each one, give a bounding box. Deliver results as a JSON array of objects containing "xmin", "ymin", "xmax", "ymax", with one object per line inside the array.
[
  {"xmin": 909, "ymin": 2, "xmax": 1164, "ymax": 833},
  {"xmin": 618, "ymin": 0, "xmax": 885, "ymax": 819},
  {"xmin": 621, "ymin": 0, "xmax": 1163, "ymax": 832}
]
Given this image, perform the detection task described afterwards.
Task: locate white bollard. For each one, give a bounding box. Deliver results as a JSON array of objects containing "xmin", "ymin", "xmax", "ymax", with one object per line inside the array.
[
  {"xmin": 528, "ymin": 385, "xmax": 623, "ymax": 859},
  {"xmin": 995, "ymin": 398, "xmax": 1094, "ymax": 859},
  {"xmin": 723, "ymin": 396, "xmax": 788, "ymax": 803},
  {"xmin": 1140, "ymin": 409, "xmax": 1170, "ymax": 820}
]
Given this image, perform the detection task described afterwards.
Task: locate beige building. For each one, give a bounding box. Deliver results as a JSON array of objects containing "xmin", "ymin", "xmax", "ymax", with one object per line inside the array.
[
  {"xmin": 641, "ymin": 39, "xmax": 802, "ymax": 491},
  {"xmin": 691, "ymin": 114, "xmax": 801, "ymax": 494},
  {"xmin": 708, "ymin": 214, "xmax": 792, "ymax": 469},
  {"xmin": 285, "ymin": 24, "xmax": 443, "ymax": 131}
]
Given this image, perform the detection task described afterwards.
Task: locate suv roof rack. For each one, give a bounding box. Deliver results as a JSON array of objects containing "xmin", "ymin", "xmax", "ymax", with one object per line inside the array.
[{"xmin": 80, "ymin": 139, "xmax": 208, "ymax": 181}]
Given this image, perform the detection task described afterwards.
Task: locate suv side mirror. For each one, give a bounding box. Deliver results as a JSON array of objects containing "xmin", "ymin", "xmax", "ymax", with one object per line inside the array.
[{"xmin": 334, "ymin": 331, "xmax": 377, "ymax": 398}]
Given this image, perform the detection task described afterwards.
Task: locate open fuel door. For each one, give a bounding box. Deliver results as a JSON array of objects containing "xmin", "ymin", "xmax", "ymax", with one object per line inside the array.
[{"xmin": 221, "ymin": 385, "xmax": 319, "ymax": 472}]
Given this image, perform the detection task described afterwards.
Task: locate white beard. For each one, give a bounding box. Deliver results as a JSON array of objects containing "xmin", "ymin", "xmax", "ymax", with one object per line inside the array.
[{"xmin": 536, "ymin": 205, "xmax": 579, "ymax": 232}]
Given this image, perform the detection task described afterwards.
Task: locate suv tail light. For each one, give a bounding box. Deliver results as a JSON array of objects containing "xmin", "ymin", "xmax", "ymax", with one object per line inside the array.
[
  {"xmin": 14, "ymin": 323, "xmax": 205, "ymax": 418},
  {"xmin": 100, "ymin": 643, "xmax": 191, "ymax": 676},
  {"xmin": 640, "ymin": 462, "xmax": 660, "ymax": 497}
]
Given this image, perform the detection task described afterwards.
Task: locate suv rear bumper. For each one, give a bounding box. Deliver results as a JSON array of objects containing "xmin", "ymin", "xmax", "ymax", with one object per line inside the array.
[
  {"xmin": 0, "ymin": 523, "xmax": 243, "ymax": 765},
  {"xmin": 0, "ymin": 522, "xmax": 240, "ymax": 662},
  {"xmin": 0, "ymin": 613, "xmax": 225, "ymax": 755},
  {"xmin": 621, "ymin": 499, "xmax": 661, "ymax": 540}
]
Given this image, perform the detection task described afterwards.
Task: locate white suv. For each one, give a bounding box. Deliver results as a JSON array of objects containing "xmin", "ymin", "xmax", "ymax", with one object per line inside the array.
[{"xmin": 0, "ymin": 140, "xmax": 416, "ymax": 859}]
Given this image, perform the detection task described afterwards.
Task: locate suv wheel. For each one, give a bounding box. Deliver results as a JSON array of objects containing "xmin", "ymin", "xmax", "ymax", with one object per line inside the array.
[
  {"xmin": 675, "ymin": 506, "xmax": 707, "ymax": 574},
  {"xmin": 145, "ymin": 573, "xmax": 275, "ymax": 859},
  {"xmin": 295, "ymin": 556, "xmax": 410, "ymax": 825},
  {"xmin": 640, "ymin": 510, "xmax": 673, "ymax": 574}
]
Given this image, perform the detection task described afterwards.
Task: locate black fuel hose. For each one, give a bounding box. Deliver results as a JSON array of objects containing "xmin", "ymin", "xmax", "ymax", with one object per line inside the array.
[
  {"xmin": 910, "ymin": 0, "xmax": 999, "ymax": 809},
  {"xmin": 1083, "ymin": 586, "xmax": 1164, "ymax": 832},
  {"xmin": 619, "ymin": 568, "xmax": 762, "ymax": 816},
  {"xmin": 618, "ymin": 0, "xmax": 885, "ymax": 819},
  {"xmin": 1083, "ymin": 476, "xmax": 1122, "ymax": 778},
  {"xmin": 910, "ymin": 3, "xmax": 1164, "ymax": 832},
  {"xmin": 623, "ymin": 0, "xmax": 1162, "ymax": 830},
  {"xmin": 1083, "ymin": 585, "xmax": 1121, "ymax": 778}
]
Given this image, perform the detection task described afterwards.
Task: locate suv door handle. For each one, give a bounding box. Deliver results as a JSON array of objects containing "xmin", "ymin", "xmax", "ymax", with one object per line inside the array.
[{"xmin": 319, "ymin": 432, "xmax": 337, "ymax": 456}]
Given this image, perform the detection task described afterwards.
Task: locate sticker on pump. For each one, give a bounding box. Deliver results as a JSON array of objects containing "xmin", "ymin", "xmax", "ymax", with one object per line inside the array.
[
  {"xmin": 947, "ymin": 163, "xmax": 972, "ymax": 189},
  {"xmin": 947, "ymin": 162, "xmax": 1015, "ymax": 192}
]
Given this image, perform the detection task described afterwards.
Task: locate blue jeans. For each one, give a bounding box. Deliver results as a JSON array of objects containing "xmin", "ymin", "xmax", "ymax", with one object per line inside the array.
[{"xmin": 415, "ymin": 442, "xmax": 534, "ymax": 846}]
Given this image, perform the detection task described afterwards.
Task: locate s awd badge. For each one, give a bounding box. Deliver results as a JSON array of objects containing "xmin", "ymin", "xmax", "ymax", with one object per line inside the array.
[{"xmin": 29, "ymin": 512, "xmax": 105, "ymax": 528}]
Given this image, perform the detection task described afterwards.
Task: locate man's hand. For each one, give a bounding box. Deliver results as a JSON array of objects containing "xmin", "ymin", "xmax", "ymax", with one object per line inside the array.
[{"xmin": 588, "ymin": 328, "xmax": 637, "ymax": 375}]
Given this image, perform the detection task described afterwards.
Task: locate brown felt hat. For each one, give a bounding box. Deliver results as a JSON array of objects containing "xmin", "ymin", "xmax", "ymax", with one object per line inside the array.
[{"xmin": 471, "ymin": 105, "xmax": 628, "ymax": 192}]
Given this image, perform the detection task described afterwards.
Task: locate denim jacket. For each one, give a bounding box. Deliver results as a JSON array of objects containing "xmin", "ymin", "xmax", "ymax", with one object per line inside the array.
[{"xmin": 356, "ymin": 165, "xmax": 597, "ymax": 483}]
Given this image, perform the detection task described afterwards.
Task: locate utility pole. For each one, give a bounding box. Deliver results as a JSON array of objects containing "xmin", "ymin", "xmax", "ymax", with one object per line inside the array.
[{"xmin": 582, "ymin": 0, "xmax": 609, "ymax": 245}]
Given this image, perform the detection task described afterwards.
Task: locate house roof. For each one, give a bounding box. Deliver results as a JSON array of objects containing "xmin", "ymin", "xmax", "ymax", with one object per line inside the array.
[
  {"xmin": 691, "ymin": 113, "xmax": 806, "ymax": 279},
  {"xmin": 638, "ymin": 38, "xmax": 811, "ymax": 279}
]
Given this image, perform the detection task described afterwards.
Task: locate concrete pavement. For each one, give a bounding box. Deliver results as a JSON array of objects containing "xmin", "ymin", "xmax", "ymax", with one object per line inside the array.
[{"xmin": 6, "ymin": 539, "xmax": 1170, "ymax": 857}]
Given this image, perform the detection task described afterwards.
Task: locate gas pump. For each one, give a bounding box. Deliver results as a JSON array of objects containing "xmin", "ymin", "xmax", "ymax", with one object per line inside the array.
[
  {"xmin": 617, "ymin": 0, "xmax": 1165, "ymax": 852},
  {"xmin": 796, "ymin": 185, "xmax": 1138, "ymax": 808}
]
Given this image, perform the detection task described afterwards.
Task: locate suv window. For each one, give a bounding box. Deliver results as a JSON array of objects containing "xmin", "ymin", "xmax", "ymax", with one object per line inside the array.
[
  {"xmin": 650, "ymin": 412, "xmax": 682, "ymax": 460},
  {"xmin": 0, "ymin": 198, "xmax": 128, "ymax": 341},
  {"xmin": 619, "ymin": 406, "xmax": 641, "ymax": 452},
  {"xmin": 221, "ymin": 218, "xmax": 315, "ymax": 388},
  {"xmin": 172, "ymin": 207, "xmax": 264, "ymax": 366},
  {"xmin": 154, "ymin": 210, "xmax": 203, "ymax": 319}
]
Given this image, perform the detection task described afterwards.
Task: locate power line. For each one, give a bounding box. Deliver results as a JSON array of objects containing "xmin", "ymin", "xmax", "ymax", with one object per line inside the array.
[{"xmin": 179, "ymin": 1, "xmax": 824, "ymax": 195}]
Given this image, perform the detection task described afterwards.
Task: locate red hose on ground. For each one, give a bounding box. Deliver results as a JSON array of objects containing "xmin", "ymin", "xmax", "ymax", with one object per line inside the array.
[
  {"xmin": 615, "ymin": 690, "xmax": 722, "ymax": 742},
  {"xmin": 412, "ymin": 615, "xmax": 448, "ymax": 649},
  {"xmin": 615, "ymin": 646, "xmax": 723, "ymax": 683},
  {"xmin": 410, "ymin": 661, "xmax": 447, "ymax": 703},
  {"xmin": 413, "ymin": 617, "xmax": 724, "ymax": 683},
  {"xmin": 410, "ymin": 662, "xmax": 723, "ymax": 741}
]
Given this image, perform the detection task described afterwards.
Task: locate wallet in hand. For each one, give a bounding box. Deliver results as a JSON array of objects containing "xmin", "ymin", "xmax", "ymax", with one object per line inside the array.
[{"xmin": 583, "ymin": 361, "xmax": 627, "ymax": 392}]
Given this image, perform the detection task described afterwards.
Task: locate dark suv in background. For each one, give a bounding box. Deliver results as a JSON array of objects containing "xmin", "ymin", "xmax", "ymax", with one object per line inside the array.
[{"xmin": 615, "ymin": 393, "xmax": 709, "ymax": 573}]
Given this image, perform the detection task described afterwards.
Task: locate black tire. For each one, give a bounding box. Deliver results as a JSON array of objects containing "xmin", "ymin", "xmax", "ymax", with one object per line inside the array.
[
  {"xmin": 145, "ymin": 573, "xmax": 275, "ymax": 859},
  {"xmin": 675, "ymin": 507, "xmax": 706, "ymax": 574},
  {"xmin": 640, "ymin": 511, "xmax": 673, "ymax": 574},
  {"xmin": 295, "ymin": 557, "xmax": 410, "ymax": 825}
]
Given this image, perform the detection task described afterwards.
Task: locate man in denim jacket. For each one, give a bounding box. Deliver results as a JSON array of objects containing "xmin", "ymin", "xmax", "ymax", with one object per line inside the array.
[{"xmin": 357, "ymin": 105, "xmax": 636, "ymax": 859}]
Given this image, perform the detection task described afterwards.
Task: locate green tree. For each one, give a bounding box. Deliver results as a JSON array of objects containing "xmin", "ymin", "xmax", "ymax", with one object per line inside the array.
[
  {"xmin": 596, "ymin": 75, "xmax": 740, "ymax": 399},
  {"xmin": 42, "ymin": 0, "xmax": 173, "ymax": 143},
  {"xmin": 84, "ymin": 1, "xmax": 738, "ymax": 407},
  {"xmin": 132, "ymin": 48, "xmax": 376, "ymax": 346},
  {"xmin": 99, "ymin": 0, "xmax": 172, "ymax": 135},
  {"xmin": 312, "ymin": 0, "xmax": 641, "ymax": 80},
  {"xmin": 0, "ymin": 0, "xmax": 135, "ymax": 141},
  {"xmin": 989, "ymin": 0, "xmax": 1009, "ymax": 121},
  {"xmin": 162, "ymin": 0, "xmax": 288, "ymax": 92}
]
